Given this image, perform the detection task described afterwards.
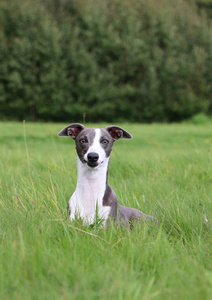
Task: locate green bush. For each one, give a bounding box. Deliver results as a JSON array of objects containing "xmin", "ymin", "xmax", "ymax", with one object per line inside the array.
[
  {"xmin": 0, "ymin": 0, "xmax": 68, "ymax": 121},
  {"xmin": 190, "ymin": 112, "xmax": 211, "ymax": 124},
  {"xmin": 0, "ymin": 0, "xmax": 211, "ymax": 122}
]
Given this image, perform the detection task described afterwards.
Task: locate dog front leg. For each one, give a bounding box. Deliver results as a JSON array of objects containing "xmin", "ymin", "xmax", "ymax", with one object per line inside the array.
[{"xmin": 67, "ymin": 195, "xmax": 77, "ymax": 221}]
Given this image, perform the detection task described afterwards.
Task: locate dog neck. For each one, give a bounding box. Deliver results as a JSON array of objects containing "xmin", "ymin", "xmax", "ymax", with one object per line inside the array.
[
  {"xmin": 76, "ymin": 157, "xmax": 110, "ymax": 194},
  {"xmin": 76, "ymin": 157, "xmax": 109, "ymax": 184}
]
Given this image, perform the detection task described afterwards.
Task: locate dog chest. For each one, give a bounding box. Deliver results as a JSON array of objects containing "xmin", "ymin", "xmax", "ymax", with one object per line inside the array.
[{"xmin": 69, "ymin": 177, "xmax": 111, "ymax": 225}]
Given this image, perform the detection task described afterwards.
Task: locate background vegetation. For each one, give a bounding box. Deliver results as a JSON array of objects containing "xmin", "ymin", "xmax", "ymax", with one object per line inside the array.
[
  {"xmin": 0, "ymin": 0, "xmax": 212, "ymax": 122},
  {"xmin": 0, "ymin": 121, "xmax": 212, "ymax": 299}
]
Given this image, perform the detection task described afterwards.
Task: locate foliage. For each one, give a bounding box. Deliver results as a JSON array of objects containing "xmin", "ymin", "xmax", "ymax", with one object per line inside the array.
[
  {"xmin": 0, "ymin": 122, "xmax": 212, "ymax": 299},
  {"xmin": 189, "ymin": 112, "xmax": 212, "ymax": 124},
  {"xmin": 0, "ymin": 0, "xmax": 212, "ymax": 122},
  {"xmin": 190, "ymin": 0, "xmax": 212, "ymax": 17},
  {"xmin": 0, "ymin": 0, "xmax": 68, "ymax": 121}
]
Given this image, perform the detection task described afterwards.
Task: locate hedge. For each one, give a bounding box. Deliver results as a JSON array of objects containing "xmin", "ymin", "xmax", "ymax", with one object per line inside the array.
[{"xmin": 0, "ymin": 0, "xmax": 211, "ymax": 122}]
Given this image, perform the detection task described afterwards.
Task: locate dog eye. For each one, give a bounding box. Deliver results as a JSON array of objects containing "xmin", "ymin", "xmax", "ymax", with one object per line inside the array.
[
  {"xmin": 101, "ymin": 139, "xmax": 109, "ymax": 144},
  {"xmin": 79, "ymin": 139, "xmax": 87, "ymax": 144}
]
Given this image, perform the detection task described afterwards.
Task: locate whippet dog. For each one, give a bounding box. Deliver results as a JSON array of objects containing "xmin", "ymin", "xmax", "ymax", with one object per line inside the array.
[{"xmin": 58, "ymin": 123, "xmax": 157, "ymax": 227}]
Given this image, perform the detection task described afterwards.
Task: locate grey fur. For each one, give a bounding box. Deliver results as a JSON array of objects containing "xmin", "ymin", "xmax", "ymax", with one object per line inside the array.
[
  {"xmin": 103, "ymin": 184, "xmax": 158, "ymax": 228},
  {"xmin": 75, "ymin": 128, "xmax": 96, "ymax": 163}
]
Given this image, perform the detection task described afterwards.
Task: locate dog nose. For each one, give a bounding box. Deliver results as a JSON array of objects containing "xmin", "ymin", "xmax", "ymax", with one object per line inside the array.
[{"xmin": 87, "ymin": 152, "xmax": 99, "ymax": 162}]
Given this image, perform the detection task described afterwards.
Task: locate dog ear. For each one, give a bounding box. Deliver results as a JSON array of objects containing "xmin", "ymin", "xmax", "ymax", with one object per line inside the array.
[
  {"xmin": 58, "ymin": 123, "xmax": 85, "ymax": 139},
  {"xmin": 106, "ymin": 126, "xmax": 133, "ymax": 140}
]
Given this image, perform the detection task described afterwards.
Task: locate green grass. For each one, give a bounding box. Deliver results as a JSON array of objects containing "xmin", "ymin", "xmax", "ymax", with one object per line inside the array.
[{"xmin": 0, "ymin": 121, "xmax": 212, "ymax": 300}]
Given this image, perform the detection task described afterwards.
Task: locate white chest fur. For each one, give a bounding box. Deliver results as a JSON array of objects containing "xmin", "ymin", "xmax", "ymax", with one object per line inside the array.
[{"xmin": 68, "ymin": 158, "xmax": 111, "ymax": 225}]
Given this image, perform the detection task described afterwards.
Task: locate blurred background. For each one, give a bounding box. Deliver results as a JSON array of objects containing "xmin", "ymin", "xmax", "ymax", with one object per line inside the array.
[{"xmin": 0, "ymin": 0, "xmax": 211, "ymax": 123}]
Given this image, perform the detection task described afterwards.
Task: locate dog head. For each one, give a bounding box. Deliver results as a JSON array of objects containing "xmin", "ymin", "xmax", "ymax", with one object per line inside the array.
[{"xmin": 58, "ymin": 123, "xmax": 132, "ymax": 169}]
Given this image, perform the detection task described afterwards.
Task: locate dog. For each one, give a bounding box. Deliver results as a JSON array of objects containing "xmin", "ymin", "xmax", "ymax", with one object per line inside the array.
[{"xmin": 58, "ymin": 123, "xmax": 157, "ymax": 228}]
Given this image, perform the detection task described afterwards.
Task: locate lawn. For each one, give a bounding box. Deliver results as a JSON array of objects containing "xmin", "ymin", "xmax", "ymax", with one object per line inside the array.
[{"xmin": 0, "ymin": 121, "xmax": 212, "ymax": 300}]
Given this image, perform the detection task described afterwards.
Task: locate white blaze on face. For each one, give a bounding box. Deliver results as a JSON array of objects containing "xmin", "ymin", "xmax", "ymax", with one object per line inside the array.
[{"xmin": 84, "ymin": 129, "xmax": 106, "ymax": 164}]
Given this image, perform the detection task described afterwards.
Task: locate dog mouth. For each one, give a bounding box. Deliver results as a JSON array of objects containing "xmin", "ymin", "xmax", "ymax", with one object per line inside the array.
[
  {"xmin": 87, "ymin": 162, "xmax": 98, "ymax": 168},
  {"xmin": 81, "ymin": 153, "xmax": 104, "ymax": 168},
  {"xmin": 80, "ymin": 158, "xmax": 98, "ymax": 168},
  {"xmin": 87, "ymin": 161, "xmax": 104, "ymax": 168}
]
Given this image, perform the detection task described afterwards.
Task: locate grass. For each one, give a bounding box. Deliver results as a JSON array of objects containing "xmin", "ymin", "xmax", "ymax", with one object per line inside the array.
[{"xmin": 0, "ymin": 121, "xmax": 212, "ymax": 300}]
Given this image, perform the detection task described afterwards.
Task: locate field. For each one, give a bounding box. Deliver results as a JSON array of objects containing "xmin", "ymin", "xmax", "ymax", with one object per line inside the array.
[{"xmin": 0, "ymin": 121, "xmax": 212, "ymax": 300}]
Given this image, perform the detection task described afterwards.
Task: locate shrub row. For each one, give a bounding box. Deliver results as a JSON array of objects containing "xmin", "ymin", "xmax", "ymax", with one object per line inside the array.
[{"xmin": 0, "ymin": 0, "xmax": 211, "ymax": 122}]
